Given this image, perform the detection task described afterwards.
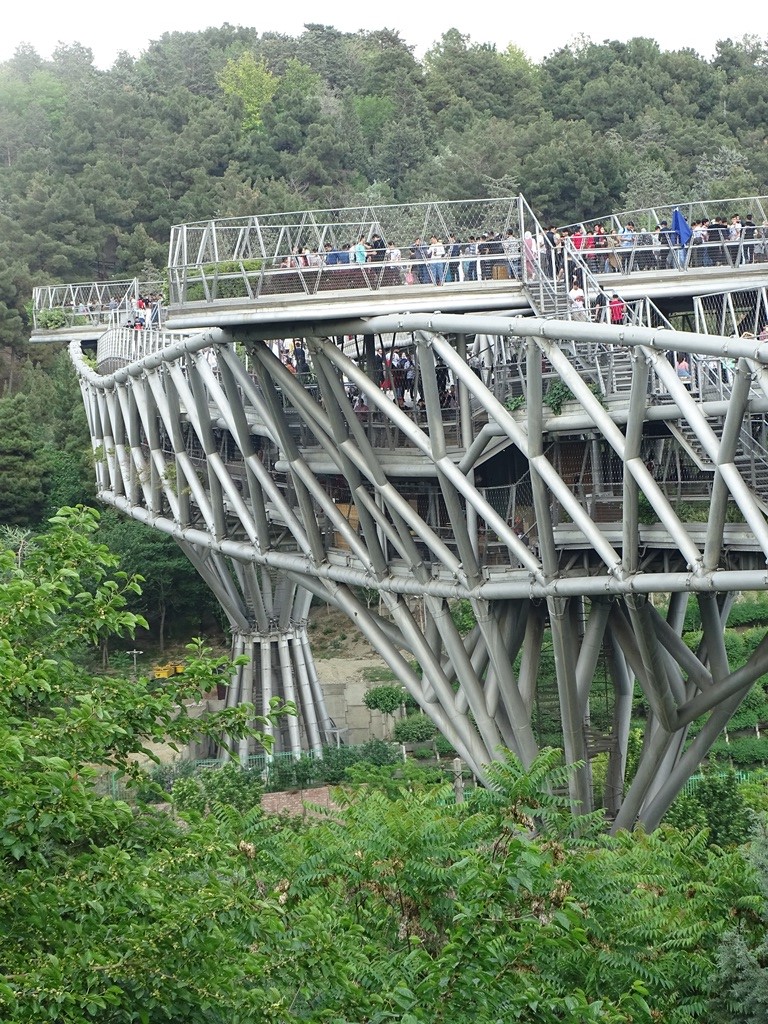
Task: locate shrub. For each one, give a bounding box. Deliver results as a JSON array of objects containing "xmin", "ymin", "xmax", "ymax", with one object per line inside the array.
[
  {"xmin": 434, "ymin": 735, "xmax": 457, "ymax": 756},
  {"xmin": 450, "ymin": 599, "xmax": 476, "ymax": 636},
  {"xmin": 727, "ymin": 594, "xmax": 768, "ymax": 628},
  {"xmin": 412, "ymin": 746, "xmax": 433, "ymax": 760},
  {"xmin": 739, "ymin": 769, "xmax": 768, "ymax": 815},
  {"xmin": 638, "ymin": 493, "xmax": 659, "ymax": 525},
  {"xmin": 356, "ymin": 739, "xmax": 401, "ymax": 766},
  {"xmin": 293, "ymin": 755, "xmax": 316, "ymax": 789},
  {"xmin": 543, "ymin": 379, "xmax": 575, "ymax": 416},
  {"xmin": 137, "ymin": 758, "xmax": 197, "ymax": 803},
  {"xmin": 709, "ymin": 736, "xmax": 768, "ymax": 767},
  {"xmin": 343, "ymin": 759, "xmax": 444, "ymax": 795},
  {"xmin": 675, "ymin": 769, "xmax": 753, "ymax": 846},
  {"xmin": 172, "ymin": 776, "xmax": 206, "ymax": 815},
  {"xmin": 393, "ymin": 714, "xmax": 438, "ymax": 744},
  {"xmin": 313, "ymin": 739, "xmax": 400, "ymax": 785},
  {"xmin": 200, "ymin": 762, "xmax": 263, "ymax": 812},
  {"xmin": 266, "ymin": 758, "xmax": 299, "ymax": 791},
  {"xmin": 36, "ymin": 308, "xmax": 69, "ymax": 329},
  {"xmin": 665, "ymin": 792, "xmax": 709, "ymax": 832},
  {"xmin": 363, "ymin": 684, "xmax": 406, "ymax": 716}
]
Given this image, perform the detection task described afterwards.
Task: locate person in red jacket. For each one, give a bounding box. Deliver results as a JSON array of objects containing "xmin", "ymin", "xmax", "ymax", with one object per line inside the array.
[{"xmin": 609, "ymin": 293, "xmax": 626, "ymax": 324}]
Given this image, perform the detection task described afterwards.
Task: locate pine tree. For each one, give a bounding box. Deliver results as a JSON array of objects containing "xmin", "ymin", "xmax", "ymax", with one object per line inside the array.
[{"xmin": 0, "ymin": 393, "xmax": 46, "ymax": 525}]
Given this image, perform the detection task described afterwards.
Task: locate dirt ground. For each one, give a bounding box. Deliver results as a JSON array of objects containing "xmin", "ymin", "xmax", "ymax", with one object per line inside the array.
[
  {"xmin": 125, "ymin": 604, "xmax": 386, "ymax": 678},
  {"xmin": 306, "ymin": 604, "xmax": 381, "ymax": 661}
]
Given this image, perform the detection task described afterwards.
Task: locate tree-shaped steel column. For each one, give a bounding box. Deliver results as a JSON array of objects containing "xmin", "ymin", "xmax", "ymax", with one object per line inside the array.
[{"xmin": 71, "ymin": 311, "xmax": 768, "ymax": 826}]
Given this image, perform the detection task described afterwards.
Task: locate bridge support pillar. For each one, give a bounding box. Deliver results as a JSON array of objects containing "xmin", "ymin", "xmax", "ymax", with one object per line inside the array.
[{"xmin": 178, "ymin": 543, "xmax": 334, "ymax": 762}]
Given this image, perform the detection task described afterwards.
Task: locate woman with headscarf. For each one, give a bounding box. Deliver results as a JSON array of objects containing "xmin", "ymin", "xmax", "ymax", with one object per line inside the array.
[{"xmin": 524, "ymin": 231, "xmax": 538, "ymax": 279}]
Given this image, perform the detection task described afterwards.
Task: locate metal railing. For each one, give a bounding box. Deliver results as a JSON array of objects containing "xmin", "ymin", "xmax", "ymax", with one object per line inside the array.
[
  {"xmin": 35, "ymin": 196, "xmax": 768, "ymax": 327},
  {"xmin": 167, "ymin": 197, "xmax": 524, "ymax": 304},
  {"xmin": 556, "ymin": 195, "xmax": 768, "ymax": 281},
  {"xmin": 693, "ymin": 286, "xmax": 768, "ymax": 339},
  {"xmin": 33, "ymin": 277, "xmax": 166, "ymax": 330},
  {"xmin": 95, "ymin": 326, "xmax": 197, "ymax": 372}
]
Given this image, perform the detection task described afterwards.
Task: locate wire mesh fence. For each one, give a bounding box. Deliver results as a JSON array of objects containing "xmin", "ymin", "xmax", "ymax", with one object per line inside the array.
[{"xmin": 97, "ymin": 740, "xmax": 467, "ymax": 803}]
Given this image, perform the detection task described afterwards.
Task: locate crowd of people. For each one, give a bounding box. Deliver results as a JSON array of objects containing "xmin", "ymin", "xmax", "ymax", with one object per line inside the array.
[
  {"xmin": 67, "ymin": 292, "xmax": 164, "ymax": 328},
  {"xmin": 549, "ymin": 213, "xmax": 763, "ymax": 274},
  {"xmin": 123, "ymin": 293, "xmax": 163, "ymax": 329},
  {"xmin": 273, "ymin": 211, "xmax": 768, "ymax": 287},
  {"xmin": 278, "ymin": 230, "xmax": 519, "ymax": 285},
  {"xmin": 276, "ymin": 338, "xmax": 457, "ymax": 414}
]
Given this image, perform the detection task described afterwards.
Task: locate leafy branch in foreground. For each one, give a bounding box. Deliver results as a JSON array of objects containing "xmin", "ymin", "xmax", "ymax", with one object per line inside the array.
[{"xmin": 0, "ymin": 506, "xmax": 284, "ymax": 866}]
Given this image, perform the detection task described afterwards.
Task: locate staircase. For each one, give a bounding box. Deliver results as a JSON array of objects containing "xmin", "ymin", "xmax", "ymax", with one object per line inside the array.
[
  {"xmin": 667, "ymin": 418, "xmax": 716, "ymax": 472},
  {"xmin": 523, "ymin": 273, "xmax": 570, "ymax": 318},
  {"xmin": 734, "ymin": 426, "xmax": 768, "ymax": 511},
  {"xmin": 667, "ymin": 399, "xmax": 768, "ymax": 512},
  {"xmin": 514, "ymin": 195, "xmax": 768, "ymax": 514}
]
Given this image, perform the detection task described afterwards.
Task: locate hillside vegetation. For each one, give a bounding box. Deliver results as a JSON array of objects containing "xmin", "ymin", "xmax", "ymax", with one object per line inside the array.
[{"xmin": 0, "ymin": 26, "xmax": 767, "ymax": 356}]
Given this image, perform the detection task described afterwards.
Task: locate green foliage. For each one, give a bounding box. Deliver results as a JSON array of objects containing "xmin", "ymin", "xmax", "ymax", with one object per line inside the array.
[
  {"xmin": 185, "ymin": 259, "xmax": 265, "ymax": 301},
  {"xmin": 0, "ymin": 507, "xmax": 300, "ymax": 1022},
  {"xmin": 474, "ymin": 746, "xmax": 604, "ymax": 839},
  {"xmin": 726, "ymin": 594, "xmax": 768, "ymax": 628},
  {"xmin": 172, "ymin": 762, "xmax": 264, "ymax": 816},
  {"xmin": 361, "ymin": 664, "xmax": 398, "ymax": 682},
  {"xmin": 363, "ymin": 683, "xmax": 407, "ymax": 715},
  {"xmin": 670, "ymin": 769, "xmax": 753, "ymax": 846},
  {"xmin": 35, "ymin": 307, "xmax": 69, "ymax": 328},
  {"xmin": 450, "ymin": 597, "xmax": 477, "ymax": 635},
  {"xmin": 98, "ymin": 509, "xmax": 218, "ymax": 646},
  {"xmin": 262, "ymin": 739, "xmax": 401, "ymax": 790},
  {"xmin": 710, "ymin": 817, "xmax": 768, "ymax": 1023},
  {"xmin": 505, "ymin": 393, "xmax": 526, "ymax": 411},
  {"xmin": 218, "ymin": 52, "xmax": 278, "ymax": 131},
  {"xmin": 0, "ymin": 517, "xmax": 760, "ymax": 1024},
  {"xmin": 344, "ymin": 759, "xmax": 445, "ymax": 795},
  {"xmin": 637, "ymin": 492, "xmax": 658, "ymax": 525},
  {"xmin": 739, "ymin": 770, "xmax": 768, "ymax": 815},
  {"xmin": 543, "ymin": 378, "xmax": 576, "ymax": 416},
  {"xmin": 0, "ymin": 393, "xmax": 47, "ymax": 525},
  {"xmin": 665, "ymin": 791, "xmax": 709, "ymax": 833},
  {"xmin": 723, "ymin": 680, "xmax": 768, "ymax": 732},
  {"xmin": 435, "ymin": 733, "xmax": 458, "ymax": 755},
  {"xmin": 563, "ymin": 825, "xmax": 760, "ymax": 1024},
  {"xmin": 171, "ymin": 774, "xmax": 207, "ymax": 814},
  {"xmin": 393, "ymin": 712, "xmax": 439, "ymax": 744},
  {"xmin": 709, "ymin": 736, "xmax": 768, "ymax": 767}
]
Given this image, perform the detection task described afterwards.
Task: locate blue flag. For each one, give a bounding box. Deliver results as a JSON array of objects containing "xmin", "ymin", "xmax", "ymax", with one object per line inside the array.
[{"xmin": 672, "ymin": 209, "xmax": 693, "ymax": 247}]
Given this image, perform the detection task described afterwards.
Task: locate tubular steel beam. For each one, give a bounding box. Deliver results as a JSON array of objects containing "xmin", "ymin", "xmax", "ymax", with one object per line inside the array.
[{"xmin": 70, "ymin": 295, "xmax": 768, "ymax": 829}]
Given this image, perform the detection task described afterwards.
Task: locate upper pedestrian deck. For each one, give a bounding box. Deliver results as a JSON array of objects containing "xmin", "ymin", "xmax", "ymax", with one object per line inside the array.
[{"xmin": 30, "ymin": 193, "xmax": 768, "ymax": 342}]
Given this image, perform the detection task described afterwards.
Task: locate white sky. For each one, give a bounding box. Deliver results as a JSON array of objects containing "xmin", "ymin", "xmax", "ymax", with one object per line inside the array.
[{"xmin": 2, "ymin": 0, "xmax": 764, "ymax": 68}]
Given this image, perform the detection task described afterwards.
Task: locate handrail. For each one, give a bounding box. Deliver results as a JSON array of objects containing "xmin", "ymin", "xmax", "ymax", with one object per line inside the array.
[
  {"xmin": 164, "ymin": 192, "xmax": 768, "ymax": 306},
  {"xmin": 95, "ymin": 326, "xmax": 199, "ymax": 372},
  {"xmin": 33, "ymin": 277, "xmax": 165, "ymax": 330}
]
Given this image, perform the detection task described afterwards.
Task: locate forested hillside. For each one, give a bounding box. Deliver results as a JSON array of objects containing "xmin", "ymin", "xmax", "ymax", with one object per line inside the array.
[
  {"xmin": 2, "ymin": 25, "xmax": 768, "ymax": 537},
  {"xmin": 1, "ymin": 25, "xmax": 767, "ymax": 355}
]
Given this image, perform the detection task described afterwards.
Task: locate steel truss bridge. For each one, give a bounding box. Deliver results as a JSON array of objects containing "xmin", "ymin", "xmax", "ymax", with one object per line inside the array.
[{"xmin": 35, "ymin": 194, "xmax": 768, "ymax": 829}]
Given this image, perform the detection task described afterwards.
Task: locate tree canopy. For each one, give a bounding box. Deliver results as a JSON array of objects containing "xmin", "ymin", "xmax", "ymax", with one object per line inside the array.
[
  {"xmin": 0, "ymin": 508, "xmax": 767, "ymax": 1021},
  {"xmin": 0, "ymin": 25, "xmax": 764, "ymax": 380}
]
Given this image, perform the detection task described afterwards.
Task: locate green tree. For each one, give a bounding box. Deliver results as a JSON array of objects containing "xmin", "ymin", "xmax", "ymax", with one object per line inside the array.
[
  {"xmin": 711, "ymin": 816, "xmax": 768, "ymax": 1023},
  {"xmin": 218, "ymin": 51, "xmax": 278, "ymax": 132},
  {"xmin": 692, "ymin": 144, "xmax": 759, "ymax": 200},
  {"xmin": 0, "ymin": 394, "xmax": 47, "ymax": 525},
  {"xmin": 621, "ymin": 160, "xmax": 679, "ymax": 209},
  {"xmin": 98, "ymin": 510, "xmax": 218, "ymax": 650},
  {"xmin": 667, "ymin": 768, "xmax": 753, "ymax": 847},
  {"xmin": 0, "ymin": 507, "xmax": 290, "ymax": 1022}
]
